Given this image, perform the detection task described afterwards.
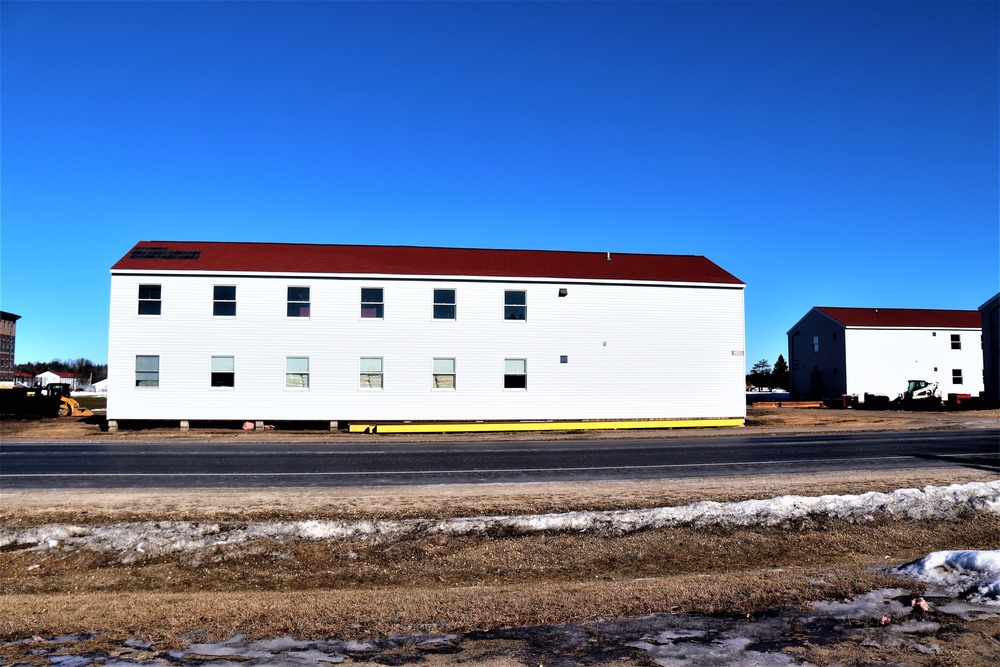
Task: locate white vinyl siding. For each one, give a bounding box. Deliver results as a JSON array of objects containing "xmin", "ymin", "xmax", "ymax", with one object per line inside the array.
[
  {"xmin": 843, "ymin": 328, "xmax": 984, "ymax": 400},
  {"xmin": 108, "ymin": 274, "xmax": 745, "ymax": 421}
]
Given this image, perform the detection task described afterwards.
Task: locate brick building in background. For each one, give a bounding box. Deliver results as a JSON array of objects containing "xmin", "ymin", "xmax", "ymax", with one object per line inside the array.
[{"xmin": 0, "ymin": 311, "xmax": 20, "ymax": 384}]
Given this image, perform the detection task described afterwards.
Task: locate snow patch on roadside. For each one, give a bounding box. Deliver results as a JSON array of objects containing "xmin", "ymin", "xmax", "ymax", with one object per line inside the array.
[
  {"xmin": 2, "ymin": 481, "xmax": 997, "ymax": 564},
  {"xmin": 896, "ymin": 550, "xmax": 1000, "ymax": 605}
]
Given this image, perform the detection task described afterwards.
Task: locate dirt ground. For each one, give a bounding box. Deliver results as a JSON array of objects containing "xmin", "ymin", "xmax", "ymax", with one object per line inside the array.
[
  {"xmin": 2, "ymin": 405, "xmax": 999, "ymax": 441},
  {"xmin": 1, "ymin": 408, "xmax": 999, "ymax": 665}
]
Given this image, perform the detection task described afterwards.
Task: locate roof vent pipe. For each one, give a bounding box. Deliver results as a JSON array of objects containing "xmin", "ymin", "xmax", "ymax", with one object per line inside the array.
[{"xmin": 606, "ymin": 252, "xmax": 611, "ymax": 260}]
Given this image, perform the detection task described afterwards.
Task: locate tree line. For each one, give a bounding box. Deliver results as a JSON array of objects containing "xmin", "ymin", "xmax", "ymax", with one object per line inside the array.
[
  {"xmin": 746, "ymin": 355, "xmax": 789, "ymax": 391},
  {"xmin": 14, "ymin": 358, "xmax": 108, "ymax": 385}
]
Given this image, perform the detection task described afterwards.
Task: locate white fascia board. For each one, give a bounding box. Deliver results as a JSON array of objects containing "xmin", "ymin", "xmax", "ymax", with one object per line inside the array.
[
  {"xmin": 110, "ymin": 268, "xmax": 745, "ymax": 289},
  {"xmin": 844, "ymin": 325, "xmax": 982, "ymax": 332}
]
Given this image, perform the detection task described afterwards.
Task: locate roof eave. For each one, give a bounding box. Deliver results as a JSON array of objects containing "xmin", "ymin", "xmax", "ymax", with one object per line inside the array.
[{"xmin": 110, "ymin": 268, "xmax": 745, "ymax": 288}]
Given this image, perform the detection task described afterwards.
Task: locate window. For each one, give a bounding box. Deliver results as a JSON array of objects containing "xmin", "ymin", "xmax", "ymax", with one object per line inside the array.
[
  {"xmin": 138, "ymin": 285, "xmax": 161, "ymax": 315},
  {"xmin": 952, "ymin": 369, "xmax": 963, "ymax": 385},
  {"xmin": 951, "ymin": 334, "xmax": 961, "ymax": 350},
  {"xmin": 360, "ymin": 357, "xmax": 383, "ymax": 388},
  {"xmin": 361, "ymin": 288, "xmax": 384, "ymax": 319},
  {"xmin": 285, "ymin": 357, "xmax": 309, "ymax": 388},
  {"xmin": 434, "ymin": 289, "xmax": 456, "ymax": 320},
  {"xmin": 504, "ymin": 290, "xmax": 526, "ymax": 320},
  {"xmin": 560, "ymin": 355, "xmax": 568, "ymax": 364},
  {"xmin": 135, "ymin": 355, "xmax": 159, "ymax": 387},
  {"xmin": 812, "ymin": 335, "xmax": 820, "ymax": 352},
  {"xmin": 504, "ymin": 358, "xmax": 527, "ymax": 389},
  {"xmin": 211, "ymin": 356, "xmax": 235, "ymax": 387},
  {"xmin": 287, "ymin": 287, "xmax": 310, "ymax": 317},
  {"xmin": 433, "ymin": 358, "xmax": 455, "ymax": 389},
  {"xmin": 213, "ymin": 286, "xmax": 236, "ymax": 317}
]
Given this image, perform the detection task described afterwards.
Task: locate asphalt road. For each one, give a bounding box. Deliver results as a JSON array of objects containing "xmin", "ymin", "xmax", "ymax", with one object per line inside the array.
[{"xmin": 1, "ymin": 428, "xmax": 997, "ymax": 488}]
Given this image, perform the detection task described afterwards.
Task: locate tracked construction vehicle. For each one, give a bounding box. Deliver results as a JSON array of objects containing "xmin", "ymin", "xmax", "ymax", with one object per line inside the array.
[{"xmin": 892, "ymin": 380, "xmax": 942, "ymax": 409}]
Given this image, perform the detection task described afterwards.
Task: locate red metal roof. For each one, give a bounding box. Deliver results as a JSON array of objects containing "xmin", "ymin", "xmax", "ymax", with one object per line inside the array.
[
  {"xmin": 816, "ymin": 307, "xmax": 981, "ymax": 329},
  {"xmin": 112, "ymin": 241, "xmax": 744, "ymax": 285}
]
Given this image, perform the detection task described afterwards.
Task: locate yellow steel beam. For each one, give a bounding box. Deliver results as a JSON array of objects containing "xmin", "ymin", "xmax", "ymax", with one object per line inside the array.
[{"xmin": 349, "ymin": 418, "xmax": 743, "ymax": 434}]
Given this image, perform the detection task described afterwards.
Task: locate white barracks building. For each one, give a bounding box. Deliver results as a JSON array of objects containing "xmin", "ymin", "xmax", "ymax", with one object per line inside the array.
[
  {"xmin": 788, "ymin": 306, "xmax": 984, "ymax": 402},
  {"xmin": 108, "ymin": 241, "xmax": 746, "ymax": 431}
]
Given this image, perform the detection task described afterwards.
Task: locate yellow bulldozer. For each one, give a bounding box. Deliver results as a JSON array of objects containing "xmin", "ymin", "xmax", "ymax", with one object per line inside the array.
[{"xmin": 0, "ymin": 382, "xmax": 94, "ymax": 417}]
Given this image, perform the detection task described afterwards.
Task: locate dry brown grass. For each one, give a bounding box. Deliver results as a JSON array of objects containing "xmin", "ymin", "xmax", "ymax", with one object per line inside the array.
[
  {"xmin": 2, "ymin": 411, "xmax": 998, "ymax": 663},
  {"xmin": 3, "ymin": 406, "xmax": 999, "ymax": 442},
  {"xmin": 3, "ymin": 468, "xmax": 995, "ymax": 528},
  {"xmin": 3, "ymin": 513, "xmax": 997, "ymax": 641},
  {"xmin": 1, "ymin": 568, "xmax": 907, "ymax": 643}
]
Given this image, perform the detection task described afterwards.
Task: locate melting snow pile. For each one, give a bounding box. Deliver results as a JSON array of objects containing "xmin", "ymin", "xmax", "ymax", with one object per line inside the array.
[
  {"xmin": 1, "ymin": 481, "xmax": 997, "ymax": 564},
  {"xmin": 896, "ymin": 550, "xmax": 1000, "ymax": 605}
]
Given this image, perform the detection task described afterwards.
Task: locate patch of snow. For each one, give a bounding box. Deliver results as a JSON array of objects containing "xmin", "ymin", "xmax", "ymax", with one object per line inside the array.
[
  {"xmin": 810, "ymin": 588, "xmax": 912, "ymax": 621},
  {"xmin": 285, "ymin": 649, "xmax": 347, "ymax": 664},
  {"xmin": 932, "ymin": 600, "xmax": 1000, "ymax": 620},
  {"xmin": 2, "ymin": 482, "xmax": 997, "ymax": 565},
  {"xmin": 895, "ymin": 550, "xmax": 1000, "ymax": 605}
]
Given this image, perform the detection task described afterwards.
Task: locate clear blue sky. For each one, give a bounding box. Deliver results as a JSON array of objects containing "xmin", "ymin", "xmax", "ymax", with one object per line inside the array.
[{"xmin": 2, "ymin": 1, "xmax": 997, "ymax": 371}]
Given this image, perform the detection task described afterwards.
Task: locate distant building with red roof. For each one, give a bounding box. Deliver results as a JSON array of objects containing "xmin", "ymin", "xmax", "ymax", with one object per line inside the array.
[
  {"xmin": 108, "ymin": 240, "xmax": 747, "ymax": 429},
  {"xmin": 787, "ymin": 306, "xmax": 984, "ymax": 402},
  {"xmin": 35, "ymin": 371, "xmax": 85, "ymax": 391}
]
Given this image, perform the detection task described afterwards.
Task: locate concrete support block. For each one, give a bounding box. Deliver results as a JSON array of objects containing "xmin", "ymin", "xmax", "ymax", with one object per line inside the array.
[
  {"xmin": 107, "ymin": 420, "xmax": 118, "ymax": 433},
  {"xmin": 330, "ymin": 421, "xmax": 337, "ymax": 431},
  {"xmin": 180, "ymin": 420, "xmax": 190, "ymax": 431},
  {"xmin": 255, "ymin": 420, "xmax": 264, "ymax": 430}
]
